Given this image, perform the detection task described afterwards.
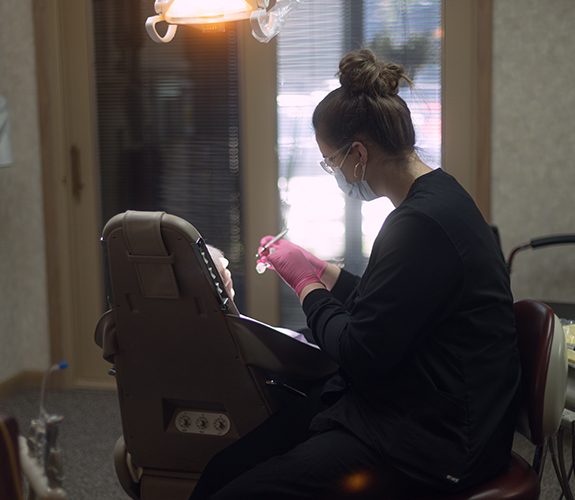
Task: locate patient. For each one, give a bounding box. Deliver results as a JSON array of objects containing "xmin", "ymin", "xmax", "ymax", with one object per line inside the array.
[{"xmin": 206, "ymin": 245, "xmax": 235, "ymax": 301}]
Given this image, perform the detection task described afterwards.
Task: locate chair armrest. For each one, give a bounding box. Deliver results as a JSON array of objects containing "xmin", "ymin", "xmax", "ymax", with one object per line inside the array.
[{"xmin": 94, "ymin": 310, "xmax": 118, "ymax": 363}]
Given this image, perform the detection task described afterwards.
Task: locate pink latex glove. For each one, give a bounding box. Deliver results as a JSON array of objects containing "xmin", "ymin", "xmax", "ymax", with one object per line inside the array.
[
  {"xmin": 258, "ymin": 236, "xmax": 328, "ymax": 279},
  {"xmin": 261, "ymin": 243, "xmax": 322, "ymax": 296}
]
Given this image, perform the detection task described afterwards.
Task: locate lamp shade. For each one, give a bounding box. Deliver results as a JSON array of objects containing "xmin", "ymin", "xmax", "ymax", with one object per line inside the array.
[{"xmin": 165, "ymin": 0, "xmax": 258, "ymax": 24}]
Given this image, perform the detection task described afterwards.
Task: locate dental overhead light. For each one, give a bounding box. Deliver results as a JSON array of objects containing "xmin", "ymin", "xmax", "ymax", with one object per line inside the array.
[{"xmin": 146, "ymin": 0, "xmax": 301, "ymax": 44}]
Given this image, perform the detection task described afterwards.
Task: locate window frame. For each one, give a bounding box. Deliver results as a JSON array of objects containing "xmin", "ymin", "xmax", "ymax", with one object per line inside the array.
[
  {"xmin": 442, "ymin": 0, "xmax": 492, "ymax": 220},
  {"xmin": 241, "ymin": 0, "xmax": 493, "ymax": 323}
]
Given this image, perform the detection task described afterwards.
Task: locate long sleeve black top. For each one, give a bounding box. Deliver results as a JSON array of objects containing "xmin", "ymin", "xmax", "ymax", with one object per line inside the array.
[{"xmin": 302, "ymin": 168, "xmax": 521, "ymax": 491}]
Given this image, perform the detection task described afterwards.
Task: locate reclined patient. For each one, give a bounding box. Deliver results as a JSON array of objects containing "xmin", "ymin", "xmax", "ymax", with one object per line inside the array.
[{"xmin": 94, "ymin": 210, "xmax": 336, "ymax": 500}]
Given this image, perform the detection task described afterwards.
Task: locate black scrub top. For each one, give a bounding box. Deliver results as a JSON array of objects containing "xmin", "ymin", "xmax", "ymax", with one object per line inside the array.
[{"xmin": 302, "ymin": 168, "xmax": 521, "ymax": 491}]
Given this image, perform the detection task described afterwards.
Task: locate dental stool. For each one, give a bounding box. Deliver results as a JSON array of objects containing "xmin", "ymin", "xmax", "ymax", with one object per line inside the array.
[
  {"xmin": 94, "ymin": 211, "xmax": 337, "ymax": 500},
  {"xmin": 412, "ymin": 299, "xmax": 566, "ymax": 500}
]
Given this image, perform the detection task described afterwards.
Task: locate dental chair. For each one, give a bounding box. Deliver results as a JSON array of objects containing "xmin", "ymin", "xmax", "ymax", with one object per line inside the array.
[{"xmin": 94, "ymin": 210, "xmax": 337, "ymax": 500}]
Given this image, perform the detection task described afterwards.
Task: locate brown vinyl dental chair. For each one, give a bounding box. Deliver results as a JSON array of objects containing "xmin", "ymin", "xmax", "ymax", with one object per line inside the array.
[{"xmin": 94, "ymin": 211, "xmax": 337, "ymax": 500}]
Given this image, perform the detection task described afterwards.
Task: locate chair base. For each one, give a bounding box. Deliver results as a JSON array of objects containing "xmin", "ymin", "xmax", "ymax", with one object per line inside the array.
[
  {"xmin": 140, "ymin": 474, "xmax": 198, "ymax": 500},
  {"xmin": 114, "ymin": 436, "xmax": 201, "ymax": 500}
]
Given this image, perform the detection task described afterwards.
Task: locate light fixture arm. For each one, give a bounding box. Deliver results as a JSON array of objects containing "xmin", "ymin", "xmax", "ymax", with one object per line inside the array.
[
  {"xmin": 145, "ymin": 0, "xmax": 300, "ymax": 43},
  {"xmin": 146, "ymin": 18, "xmax": 178, "ymax": 43},
  {"xmin": 145, "ymin": 0, "xmax": 178, "ymax": 43},
  {"xmin": 250, "ymin": 0, "xmax": 300, "ymax": 43}
]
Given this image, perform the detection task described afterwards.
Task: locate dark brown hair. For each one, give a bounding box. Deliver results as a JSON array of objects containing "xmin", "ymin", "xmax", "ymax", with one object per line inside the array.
[{"xmin": 312, "ymin": 48, "xmax": 415, "ymax": 161}]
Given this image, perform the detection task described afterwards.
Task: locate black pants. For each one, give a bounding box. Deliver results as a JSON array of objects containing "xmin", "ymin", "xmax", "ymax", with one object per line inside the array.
[{"xmin": 190, "ymin": 381, "xmax": 426, "ymax": 500}]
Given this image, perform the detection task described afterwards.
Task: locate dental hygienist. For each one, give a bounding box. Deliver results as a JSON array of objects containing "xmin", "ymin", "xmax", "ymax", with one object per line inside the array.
[{"xmin": 193, "ymin": 49, "xmax": 521, "ymax": 499}]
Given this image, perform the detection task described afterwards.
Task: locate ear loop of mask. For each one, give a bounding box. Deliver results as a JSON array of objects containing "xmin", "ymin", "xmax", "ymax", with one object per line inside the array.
[
  {"xmin": 353, "ymin": 162, "xmax": 366, "ymax": 180},
  {"xmin": 351, "ymin": 142, "xmax": 367, "ymax": 180}
]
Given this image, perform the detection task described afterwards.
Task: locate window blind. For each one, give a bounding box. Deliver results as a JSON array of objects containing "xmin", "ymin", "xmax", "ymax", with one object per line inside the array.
[{"xmin": 92, "ymin": 0, "xmax": 245, "ymax": 309}]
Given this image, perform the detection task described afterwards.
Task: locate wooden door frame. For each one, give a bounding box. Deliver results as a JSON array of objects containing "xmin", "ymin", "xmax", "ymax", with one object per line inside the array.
[
  {"xmin": 443, "ymin": 0, "xmax": 493, "ymax": 220},
  {"xmin": 237, "ymin": 24, "xmax": 281, "ymax": 324},
  {"xmin": 34, "ymin": 0, "xmax": 107, "ymax": 388}
]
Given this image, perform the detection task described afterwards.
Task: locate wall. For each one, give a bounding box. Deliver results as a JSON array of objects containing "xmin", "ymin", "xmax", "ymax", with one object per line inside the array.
[
  {"xmin": 0, "ymin": 0, "xmax": 50, "ymax": 381},
  {"xmin": 492, "ymin": 0, "xmax": 575, "ymax": 307}
]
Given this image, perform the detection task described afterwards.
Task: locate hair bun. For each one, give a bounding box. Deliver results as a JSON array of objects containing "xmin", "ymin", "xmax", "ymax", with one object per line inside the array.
[{"xmin": 338, "ymin": 48, "xmax": 410, "ymax": 97}]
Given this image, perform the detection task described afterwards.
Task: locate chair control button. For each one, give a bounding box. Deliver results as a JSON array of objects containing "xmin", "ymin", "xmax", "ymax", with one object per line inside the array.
[
  {"xmin": 196, "ymin": 416, "xmax": 208, "ymax": 430},
  {"xmin": 213, "ymin": 416, "xmax": 229, "ymax": 433},
  {"xmin": 174, "ymin": 410, "xmax": 231, "ymax": 436}
]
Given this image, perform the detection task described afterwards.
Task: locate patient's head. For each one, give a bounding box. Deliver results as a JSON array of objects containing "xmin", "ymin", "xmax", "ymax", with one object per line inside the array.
[{"xmin": 206, "ymin": 244, "xmax": 235, "ymax": 300}]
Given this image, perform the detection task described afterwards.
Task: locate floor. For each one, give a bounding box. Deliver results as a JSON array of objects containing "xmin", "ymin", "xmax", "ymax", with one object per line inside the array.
[{"xmin": 0, "ymin": 388, "xmax": 572, "ymax": 499}]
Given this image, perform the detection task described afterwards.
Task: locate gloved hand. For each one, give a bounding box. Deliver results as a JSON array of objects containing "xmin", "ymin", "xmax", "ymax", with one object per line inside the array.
[
  {"xmin": 258, "ymin": 236, "xmax": 328, "ymax": 279},
  {"xmin": 260, "ymin": 242, "xmax": 322, "ymax": 296}
]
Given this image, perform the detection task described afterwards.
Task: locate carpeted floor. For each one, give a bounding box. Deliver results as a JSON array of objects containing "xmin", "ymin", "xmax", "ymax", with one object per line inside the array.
[
  {"xmin": 1, "ymin": 389, "xmax": 125, "ymax": 499},
  {"xmin": 0, "ymin": 388, "xmax": 572, "ymax": 499}
]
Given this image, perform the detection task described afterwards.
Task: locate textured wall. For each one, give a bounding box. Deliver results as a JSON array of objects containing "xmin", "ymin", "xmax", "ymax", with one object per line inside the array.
[
  {"xmin": 492, "ymin": 0, "xmax": 575, "ymax": 307},
  {"xmin": 0, "ymin": 0, "xmax": 50, "ymax": 380}
]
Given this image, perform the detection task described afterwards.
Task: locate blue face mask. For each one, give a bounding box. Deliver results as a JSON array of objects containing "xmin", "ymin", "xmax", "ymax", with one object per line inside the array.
[{"xmin": 333, "ymin": 163, "xmax": 379, "ymax": 201}]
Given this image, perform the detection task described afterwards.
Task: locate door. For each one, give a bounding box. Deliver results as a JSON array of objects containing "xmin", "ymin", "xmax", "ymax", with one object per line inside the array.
[{"xmin": 35, "ymin": 0, "xmax": 108, "ymax": 387}]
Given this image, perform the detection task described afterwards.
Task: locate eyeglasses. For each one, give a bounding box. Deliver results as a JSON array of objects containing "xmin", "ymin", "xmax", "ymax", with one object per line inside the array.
[{"xmin": 319, "ymin": 143, "xmax": 352, "ymax": 175}]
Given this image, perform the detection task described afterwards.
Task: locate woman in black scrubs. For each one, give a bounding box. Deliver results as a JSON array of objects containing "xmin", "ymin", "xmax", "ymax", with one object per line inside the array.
[{"xmin": 192, "ymin": 48, "xmax": 520, "ymax": 500}]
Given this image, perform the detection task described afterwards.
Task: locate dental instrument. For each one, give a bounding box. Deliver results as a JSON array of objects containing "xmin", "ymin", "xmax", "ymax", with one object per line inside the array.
[
  {"xmin": 255, "ymin": 228, "xmax": 288, "ymax": 274},
  {"xmin": 256, "ymin": 228, "xmax": 288, "ymax": 259}
]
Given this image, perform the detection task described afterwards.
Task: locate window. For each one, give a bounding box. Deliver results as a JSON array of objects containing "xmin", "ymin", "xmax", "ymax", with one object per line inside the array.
[
  {"xmin": 276, "ymin": 0, "xmax": 442, "ymax": 328},
  {"xmin": 92, "ymin": 0, "xmax": 246, "ymax": 309}
]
